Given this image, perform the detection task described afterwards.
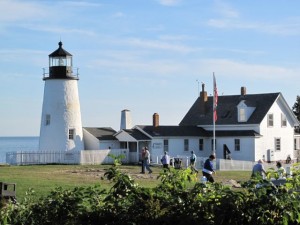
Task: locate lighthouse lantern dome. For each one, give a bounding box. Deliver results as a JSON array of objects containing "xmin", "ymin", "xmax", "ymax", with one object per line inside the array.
[{"xmin": 46, "ymin": 41, "xmax": 77, "ymax": 79}]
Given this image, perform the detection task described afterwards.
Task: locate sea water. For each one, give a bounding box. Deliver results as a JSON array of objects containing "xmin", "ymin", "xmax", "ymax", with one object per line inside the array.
[{"xmin": 0, "ymin": 137, "xmax": 39, "ymax": 163}]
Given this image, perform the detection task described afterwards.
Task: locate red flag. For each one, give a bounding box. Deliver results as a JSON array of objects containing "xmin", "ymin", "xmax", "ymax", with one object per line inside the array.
[{"xmin": 213, "ymin": 74, "xmax": 218, "ymax": 122}]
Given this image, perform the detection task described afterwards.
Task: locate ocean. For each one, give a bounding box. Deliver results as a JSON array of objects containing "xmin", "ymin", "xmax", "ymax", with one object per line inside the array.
[{"xmin": 0, "ymin": 137, "xmax": 39, "ymax": 163}]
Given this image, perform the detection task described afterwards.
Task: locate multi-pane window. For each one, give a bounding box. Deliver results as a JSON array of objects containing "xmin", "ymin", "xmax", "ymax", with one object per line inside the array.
[
  {"xmin": 199, "ymin": 139, "xmax": 204, "ymax": 151},
  {"xmin": 69, "ymin": 129, "xmax": 75, "ymax": 140},
  {"xmin": 268, "ymin": 114, "xmax": 274, "ymax": 127},
  {"xmin": 184, "ymin": 139, "xmax": 189, "ymax": 151},
  {"xmin": 163, "ymin": 139, "xmax": 169, "ymax": 152},
  {"xmin": 234, "ymin": 139, "xmax": 240, "ymax": 151},
  {"xmin": 275, "ymin": 138, "xmax": 281, "ymax": 151},
  {"xmin": 45, "ymin": 114, "xmax": 51, "ymax": 126},
  {"xmin": 281, "ymin": 114, "xmax": 287, "ymax": 127}
]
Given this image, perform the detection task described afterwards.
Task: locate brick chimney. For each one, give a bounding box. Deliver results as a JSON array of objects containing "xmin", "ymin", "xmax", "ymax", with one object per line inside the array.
[
  {"xmin": 153, "ymin": 113, "xmax": 159, "ymax": 127},
  {"xmin": 241, "ymin": 86, "xmax": 246, "ymax": 96},
  {"xmin": 199, "ymin": 83, "xmax": 208, "ymax": 115}
]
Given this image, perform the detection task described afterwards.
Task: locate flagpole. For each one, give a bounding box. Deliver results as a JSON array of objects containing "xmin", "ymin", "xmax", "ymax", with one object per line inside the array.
[
  {"xmin": 212, "ymin": 73, "xmax": 217, "ymax": 156},
  {"xmin": 213, "ymin": 73, "xmax": 216, "ymax": 155}
]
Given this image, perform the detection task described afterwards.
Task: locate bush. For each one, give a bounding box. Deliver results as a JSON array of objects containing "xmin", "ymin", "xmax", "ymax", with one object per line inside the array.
[{"xmin": 2, "ymin": 162, "xmax": 300, "ymax": 225}]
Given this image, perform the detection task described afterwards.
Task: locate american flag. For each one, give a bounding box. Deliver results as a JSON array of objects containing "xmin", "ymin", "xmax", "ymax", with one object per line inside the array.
[{"xmin": 213, "ymin": 74, "xmax": 218, "ymax": 122}]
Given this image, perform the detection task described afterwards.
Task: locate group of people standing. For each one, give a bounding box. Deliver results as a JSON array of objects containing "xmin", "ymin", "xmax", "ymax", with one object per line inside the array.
[
  {"xmin": 251, "ymin": 159, "xmax": 287, "ymax": 178},
  {"xmin": 141, "ymin": 147, "xmax": 288, "ymax": 184},
  {"xmin": 140, "ymin": 147, "xmax": 217, "ymax": 183}
]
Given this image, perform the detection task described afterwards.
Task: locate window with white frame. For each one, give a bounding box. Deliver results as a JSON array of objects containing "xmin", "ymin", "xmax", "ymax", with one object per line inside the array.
[
  {"xmin": 239, "ymin": 108, "xmax": 246, "ymax": 122},
  {"xmin": 281, "ymin": 114, "xmax": 287, "ymax": 127},
  {"xmin": 268, "ymin": 114, "xmax": 274, "ymax": 127},
  {"xmin": 69, "ymin": 129, "xmax": 75, "ymax": 140},
  {"xmin": 45, "ymin": 114, "xmax": 51, "ymax": 126},
  {"xmin": 234, "ymin": 139, "xmax": 240, "ymax": 151},
  {"xmin": 163, "ymin": 139, "xmax": 169, "ymax": 152},
  {"xmin": 199, "ymin": 139, "xmax": 204, "ymax": 151},
  {"xmin": 275, "ymin": 138, "xmax": 281, "ymax": 151},
  {"xmin": 184, "ymin": 139, "xmax": 189, "ymax": 151}
]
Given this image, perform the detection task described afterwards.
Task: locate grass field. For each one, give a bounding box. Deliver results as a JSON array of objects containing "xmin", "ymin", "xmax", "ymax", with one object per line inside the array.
[{"xmin": 0, "ymin": 164, "xmax": 252, "ymax": 202}]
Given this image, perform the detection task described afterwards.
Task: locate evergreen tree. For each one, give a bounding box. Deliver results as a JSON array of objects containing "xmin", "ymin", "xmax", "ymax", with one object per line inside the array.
[{"xmin": 292, "ymin": 95, "xmax": 300, "ymax": 121}]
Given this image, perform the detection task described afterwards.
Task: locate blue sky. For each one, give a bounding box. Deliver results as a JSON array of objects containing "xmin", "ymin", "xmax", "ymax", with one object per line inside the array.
[{"xmin": 0, "ymin": 0, "xmax": 299, "ymax": 136}]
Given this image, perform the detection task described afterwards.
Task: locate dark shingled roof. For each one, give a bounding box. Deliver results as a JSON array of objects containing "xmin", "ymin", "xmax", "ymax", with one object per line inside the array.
[
  {"xmin": 122, "ymin": 129, "xmax": 151, "ymax": 140},
  {"xmin": 180, "ymin": 93, "xmax": 280, "ymax": 126},
  {"xmin": 136, "ymin": 125, "xmax": 209, "ymax": 137},
  {"xmin": 84, "ymin": 127, "xmax": 117, "ymax": 140},
  {"xmin": 207, "ymin": 130, "xmax": 261, "ymax": 137},
  {"xmin": 49, "ymin": 41, "xmax": 72, "ymax": 57}
]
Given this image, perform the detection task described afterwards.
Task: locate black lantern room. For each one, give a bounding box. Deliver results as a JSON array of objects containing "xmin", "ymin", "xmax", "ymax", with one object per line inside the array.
[{"xmin": 44, "ymin": 42, "xmax": 78, "ymax": 80}]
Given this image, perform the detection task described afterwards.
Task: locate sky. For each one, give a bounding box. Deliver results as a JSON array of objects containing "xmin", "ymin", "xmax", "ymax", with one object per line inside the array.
[{"xmin": 0, "ymin": 0, "xmax": 299, "ymax": 136}]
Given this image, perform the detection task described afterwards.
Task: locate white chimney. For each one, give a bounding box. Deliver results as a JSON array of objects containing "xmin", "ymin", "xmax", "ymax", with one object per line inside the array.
[{"xmin": 120, "ymin": 109, "xmax": 132, "ymax": 130}]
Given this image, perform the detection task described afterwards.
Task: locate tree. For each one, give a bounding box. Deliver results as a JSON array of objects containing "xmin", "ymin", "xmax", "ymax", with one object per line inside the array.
[{"xmin": 292, "ymin": 96, "xmax": 300, "ymax": 121}]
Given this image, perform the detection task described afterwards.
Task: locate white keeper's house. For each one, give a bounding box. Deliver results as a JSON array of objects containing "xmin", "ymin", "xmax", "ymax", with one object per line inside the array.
[{"xmin": 84, "ymin": 84, "xmax": 300, "ymax": 164}]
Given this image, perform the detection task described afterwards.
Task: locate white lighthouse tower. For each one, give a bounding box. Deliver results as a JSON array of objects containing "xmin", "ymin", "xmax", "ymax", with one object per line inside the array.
[{"xmin": 39, "ymin": 42, "xmax": 84, "ymax": 152}]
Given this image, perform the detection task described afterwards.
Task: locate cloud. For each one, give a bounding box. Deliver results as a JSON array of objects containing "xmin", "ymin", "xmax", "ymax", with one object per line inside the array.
[
  {"xmin": 0, "ymin": 0, "xmax": 49, "ymax": 22},
  {"xmin": 208, "ymin": 1, "xmax": 300, "ymax": 36},
  {"xmin": 199, "ymin": 59, "xmax": 299, "ymax": 80},
  {"xmin": 125, "ymin": 38, "xmax": 195, "ymax": 53},
  {"xmin": 21, "ymin": 23, "xmax": 96, "ymax": 36},
  {"xmin": 112, "ymin": 12, "xmax": 125, "ymax": 18},
  {"xmin": 157, "ymin": 0, "xmax": 181, "ymax": 6},
  {"xmin": 58, "ymin": 1, "xmax": 102, "ymax": 8},
  {"xmin": 207, "ymin": 18, "xmax": 300, "ymax": 36},
  {"xmin": 213, "ymin": 0, "xmax": 239, "ymax": 18}
]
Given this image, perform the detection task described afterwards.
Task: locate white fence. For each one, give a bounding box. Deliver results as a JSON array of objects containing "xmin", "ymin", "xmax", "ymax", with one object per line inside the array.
[
  {"xmin": 152, "ymin": 155, "xmax": 279, "ymax": 171},
  {"xmin": 6, "ymin": 149, "xmax": 129, "ymax": 165},
  {"xmin": 6, "ymin": 150, "xmax": 281, "ymax": 172},
  {"xmin": 217, "ymin": 159, "xmax": 256, "ymax": 171}
]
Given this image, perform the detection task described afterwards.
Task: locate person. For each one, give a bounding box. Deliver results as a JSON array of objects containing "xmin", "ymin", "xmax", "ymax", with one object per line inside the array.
[
  {"xmin": 140, "ymin": 147, "xmax": 146, "ymax": 174},
  {"xmin": 202, "ymin": 154, "xmax": 216, "ymax": 182},
  {"xmin": 251, "ymin": 159, "xmax": 266, "ymax": 178},
  {"xmin": 190, "ymin": 151, "xmax": 198, "ymax": 173},
  {"xmin": 161, "ymin": 151, "xmax": 170, "ymax": 169},
  {"xmin": 276, "ymin": 161, "xmax": 286, "ymax": 178},
  {"xmin": 144, "ymin": 147, "xmax": 153, "ymax": 174}
]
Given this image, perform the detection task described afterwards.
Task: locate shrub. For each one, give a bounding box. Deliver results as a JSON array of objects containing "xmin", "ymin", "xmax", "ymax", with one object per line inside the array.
[{"xmin": 2, "ymin": 161, "xmax": 300, "ymax": 225}]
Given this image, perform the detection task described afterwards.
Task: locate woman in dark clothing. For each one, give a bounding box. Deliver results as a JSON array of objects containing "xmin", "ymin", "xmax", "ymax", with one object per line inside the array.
[{"xmin": 202, "ymin": 154, "xmax": 216, "ymax": 183}]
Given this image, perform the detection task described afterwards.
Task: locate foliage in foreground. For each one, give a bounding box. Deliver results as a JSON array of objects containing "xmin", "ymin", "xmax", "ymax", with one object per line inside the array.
[{"xmin": 2, "ymin": 162, "xmax": 300, "ymax": 225}]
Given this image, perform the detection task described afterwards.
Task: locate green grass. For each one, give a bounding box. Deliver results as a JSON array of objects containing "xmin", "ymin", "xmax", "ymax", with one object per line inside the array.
[{"xmin": 0, "ymin": 164, "xmax": 251, "ymax": 202}]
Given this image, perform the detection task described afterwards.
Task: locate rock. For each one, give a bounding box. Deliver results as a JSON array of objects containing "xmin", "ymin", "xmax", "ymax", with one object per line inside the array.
[{"xmin": 229, "ymin": 179, "xmax": 241, "ymax": 188}]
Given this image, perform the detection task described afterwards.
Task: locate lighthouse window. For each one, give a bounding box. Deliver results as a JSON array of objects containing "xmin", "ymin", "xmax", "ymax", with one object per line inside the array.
[
  {"xmin": 69, "ymin": 129, "xmax": 75, "ymax": 140},
  {"xmin": 45, "ymin": 114, "xmax": 51, "ymax": 126}
]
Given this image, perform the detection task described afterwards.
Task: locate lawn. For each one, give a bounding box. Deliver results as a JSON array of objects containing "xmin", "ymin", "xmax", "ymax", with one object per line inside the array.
[{"xmin": 0, "ymin": 164, "xmax": 251, "ymax": 202}]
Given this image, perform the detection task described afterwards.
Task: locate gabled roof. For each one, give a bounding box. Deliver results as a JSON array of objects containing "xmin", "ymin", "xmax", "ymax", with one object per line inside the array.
[
  {"xmin": 180, "ymin": 92, "xmax": 280, "ymax": 126},
  {"xmin": 122, "ymin": 129, "xmax": 151, "ymax": 140},
  {"xmin": 136, "ymin": 125, "xmax": 209, "ymax": 137},
  {"xmin": 83, "ymin": 127, "xmax": 117, "ymax": 140}
]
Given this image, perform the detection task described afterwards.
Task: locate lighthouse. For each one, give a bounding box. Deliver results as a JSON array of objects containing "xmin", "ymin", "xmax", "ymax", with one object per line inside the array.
[{"xmin": 39, "ymin": 42, "xmax": 84, "ymax": 152}]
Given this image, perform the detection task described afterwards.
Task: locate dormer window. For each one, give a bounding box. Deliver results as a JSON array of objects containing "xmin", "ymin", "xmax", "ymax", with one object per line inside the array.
[{"xmin": 237, "ymin": 100, "xmax": 255, "ymax": 122}]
